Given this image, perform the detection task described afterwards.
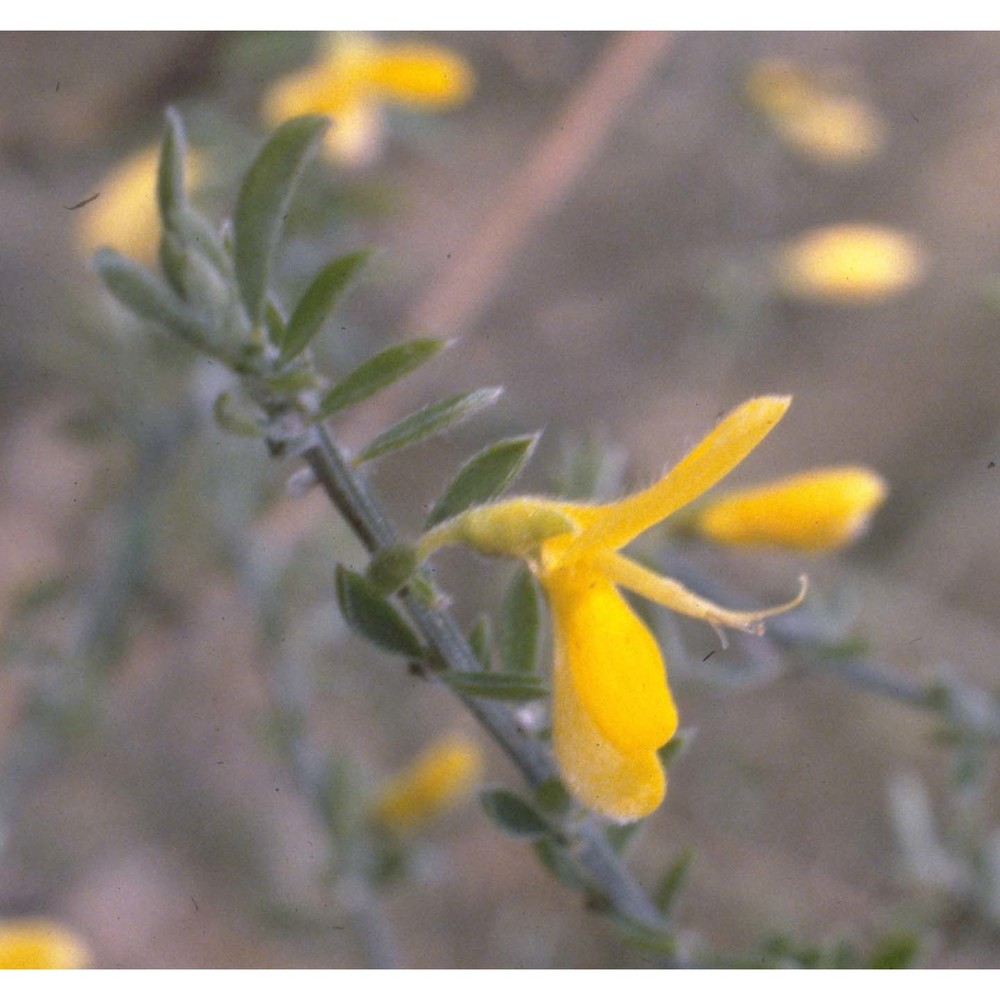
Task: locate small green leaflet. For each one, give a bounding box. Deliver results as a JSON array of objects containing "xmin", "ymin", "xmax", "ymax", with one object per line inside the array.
[
  {"xmin": 355, "ymin": 387, "xmax": 503, "ymax": 464},
  {"xmin": 233, "ymin": 114, "xmax": 328, "ymax": 326},
  {"xmin": 424, "ymin": 433, "xmax": 540, "ymax": 529},
  {"xmin": 280, "ymin": 250, "xmax": 372, "ymax": 364},
  {"xmin": 497, "ymin": 565, "xmax": 541, "ymax": 675},
  {"xmin": 437, "ymin": 670, "xmax": 548, "ymax": 702},
  {"xmin": 334, "ymin": 565, "xmax": 423, "ymax": 659},
  {"xmin": 479, "ymin": 788, "xmax": 550, "ymax": 839},
  {"xmin": 318, "ymin": 338, "xmax": 446, "ymax": 418}
]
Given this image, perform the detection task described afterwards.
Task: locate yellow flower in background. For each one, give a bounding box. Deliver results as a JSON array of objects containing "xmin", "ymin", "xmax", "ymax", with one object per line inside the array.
[
  {"xmin": 776, "ymin": 224, "xmax": 925, "ymax": 303},
  {"xmin": 422, "ymin": 398, "xmax": 809, "ymax": 822},
  {"xmin": 371, "ymin": 734, "xmax": 483, "ymax": 833},
  {"xmin": 76, "ymin": 144, "xmax": 203, "ymax": 263},
  {"xmin": 0, "ymin": 918, "xmax": 90, "ymax": 969},
  {"xmin": 690, "ymin": 466, "xmax": 888, "ymax": 552},
  {"xmin": 262, "ymin": 33, "xmax": 475, "ymax": 166},
  {"xmin": 745, "ymin": 58, "xmax": 884, "ymax": 165}
]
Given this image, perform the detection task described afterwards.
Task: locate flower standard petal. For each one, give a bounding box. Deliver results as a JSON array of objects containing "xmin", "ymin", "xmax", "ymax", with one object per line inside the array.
[
  {"xmin": 599, "ymin": 551, "xmax": 807, "ymax": 634},
  {"xmin": 549, "ymin": 597, "xmax": 667, "ymax": 822},
  {"xmin": 692, "ymin": 466, "xmax": 888, "ymax": 551},
  {"xmin": 568, "ymin": 396, "xmax": 791, "ymax": 559},
  {"xmin": 542, "ymin": 561, "xmax": 678, "ymax": 754}
]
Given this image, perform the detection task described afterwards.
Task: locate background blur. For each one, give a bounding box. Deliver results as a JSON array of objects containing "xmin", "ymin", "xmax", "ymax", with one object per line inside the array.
[{"xmin": 2, "ymin": 30, "xmax": 1000, "ymax": 967}]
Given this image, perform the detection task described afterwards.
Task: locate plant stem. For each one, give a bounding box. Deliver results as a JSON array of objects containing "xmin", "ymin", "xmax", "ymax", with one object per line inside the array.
[{"xmin": 299, "ymin": 422, "xmax": 669, "ymax": 930}]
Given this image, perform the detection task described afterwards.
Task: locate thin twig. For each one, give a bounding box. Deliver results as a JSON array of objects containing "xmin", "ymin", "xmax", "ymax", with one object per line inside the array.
[{"xmin": 300, "ymin": 423, "xmax": 669, "ymax": 930}]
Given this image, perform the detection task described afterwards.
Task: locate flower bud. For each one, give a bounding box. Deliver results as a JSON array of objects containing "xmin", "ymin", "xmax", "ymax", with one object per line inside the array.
[
  {"xmin": 0, "ymin": 919, "xmax": 90, "ymax": 969},
  {"xmin": 776, "ymin": 224, "xmax": 925, "ymax": 303},
  {"xmin": 370, "ymin": 734, "xmax": 483, "ymax": 833},
  {"xmin": 691, "ymin": 466, "xmax": 888, "ymax": 552}
]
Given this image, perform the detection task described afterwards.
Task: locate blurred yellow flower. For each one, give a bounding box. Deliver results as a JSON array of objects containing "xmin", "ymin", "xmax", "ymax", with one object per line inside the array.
[
  {"xmin": 745, "ymin": 58, "xmax": 884, "ymax": 165},
  {"xmin": 371, "ymin": 734, "xmax": 483, "ymax": 832},
  {"xmin": 422, "ymin": 397, "xmax": 808, "ymax": 822},
  {"xmin": 0, "ymin": 918, "xmax": 90, "ymax": 969},
  {"xmin": 690, "ymin": 466, "xmax": 888, "ymax": 552},
  {"xmin": 262, "ymin": 33, "xmax": 475, "ymax": 166},
  {"xmin": 76, "ymin": 144, "xmax": 203, "ymax": 263},
  {"xmin": 776, "ymin": 224, "xmax": 925, "ymax": 303}
]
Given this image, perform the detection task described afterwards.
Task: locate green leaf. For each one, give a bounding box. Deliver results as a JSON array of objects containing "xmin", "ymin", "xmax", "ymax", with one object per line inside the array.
[
  {"xmin": 438, "ymin": 670, "xmax": 548, "ymax": 702},
  {"xmin": 653, "ymin": 847, "xmax": 695, "ymax": 917},
  {"xmin": 157, "ymin": 107, "xmax": 188, "ymax": 228},
  {"xmin": 366, "ymin": 544, "xmax": 418, "ymax": 595},
  {"xmin": 534, "ymin": 777, "xmax": 572, "ymax": 817},
  {"xmin": 213, "ymin": 392, "xmax": 266, "ymax": 437},
  {"xmin": 497, "ymin": 565, "xmax": 541, "ymax": 674},
  {"xmin": 94, "ymin": 249, "xmax": 215, "ymax": 355},
  {"xmin": 867, "ymin": 930, "xmax": 920, "ymax": 969},
  {"xmin": 480, "ymin": 788, "xmax": 550, "ymax": 839},
  {"xmin": 467, "ymin": 615, "xmax": 494, "ymax": 671},
  {"xmin": 533, "ymin": 837, "xmax": 592, "ymax": 892},
  {"xmin": 280, "ymin": 250, "xmax": 372, "ymax": 363},
  {"xmin": 318, "ymin": 338, "xmax": 446, "ymax": 418},
  {"xmin": 334, "ymin": 565, "xmax": 423, "ymax": 659},
  {"xmin": 355, "ymin": 387, "xmax": 503, "ymax": 464},
  {"xmin": 233, "ymin": 114, "xmax": 329, "ymax": 326},
  {"xmin": 424, "ymin": 433, "xmax": 540, "ymax": 529}
]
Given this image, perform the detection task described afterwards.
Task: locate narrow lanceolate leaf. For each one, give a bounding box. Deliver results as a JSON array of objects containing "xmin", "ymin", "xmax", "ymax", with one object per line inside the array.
[
  {"xmin": 233, "ymin": 114, "xmax": 329, "ymax": 326},
  {"xmin": 280, "ymin": 250, "xmax": 372, "ymax": 363},
  {"xmin": 653, "ymin": 847, "xmax": 695, "ymax": 917},
  {"xmin": 424, "ymin": 433, "xmax": 540, "ymax": 529},
  {"xmin": 157, "ymin": 107, "xmax": 188, "ymax": 228},
  {"xmin": 355, "ymin": 387, "xmax": 503, "ymax": 464},
  {"xmin": 467, "ymin": 615, "xmax": 494, "ymax": 671},
  {"xmin": 335, "ymin": 565, "xmax": 423, "ymax": 659},
  {"xmin": 94, "ymin": 249, "xmax": 212, "ymax": 353},
  {"xmin": 438, "ymin": 670, "xmax": 548, "ymax": 702},
  {"xmin": 480, "ymin": 788, "xmax": 550, "ymax": 839},
  {"xmin": 497, "ymin": 565, "xmax": 541, "ymax": 674},
  {"xmin": 317, "ymin": 338, "xmax": 446, "ymax": 418}
]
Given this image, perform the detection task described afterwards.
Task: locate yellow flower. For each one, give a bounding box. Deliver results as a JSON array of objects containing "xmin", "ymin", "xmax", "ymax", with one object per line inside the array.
[
  {"xmin": 262, "ymin": 33, "xmax": 474, "ymax": 166},
  {"xmin": 689, "ymin": 466, "xmax": 888, "ymax": 552},
  {"xmin": 745, "ymin": 58, "xmax": 884, "ymax": 165},
  {"xmin": 371, "ymin": 734, "xmax": 483, "ymax": 833},
  {"xmin": 421, "ymin": 397, "xmax": 810, "ymax": 822},
  {"xmin": 776, "ymin": 223, "xmax": 925, "ymax": 303},
  {"xmin": 0, "ymin": 918, "xmax": 90, "ymax": 969},
  {"xmin": 76, "ymin": 144, "xmax": 203, "ymax": 263}
]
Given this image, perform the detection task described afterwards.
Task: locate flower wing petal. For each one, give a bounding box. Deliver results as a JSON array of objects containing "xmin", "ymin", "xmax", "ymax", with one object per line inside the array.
[
  {"xmin": 601, "ymin": 552, "xmax": 807, "ymax": 633},
  {"xmin": 544, "ymin": 562, "xmax": 678, "ymax": 754},
  {"xmin": 569, "ymin": 396, "xmax": 791, "ymax": 557},
  {"xmin": 551, "ymin": 613, "xmax": 667, "ymax": 822}
]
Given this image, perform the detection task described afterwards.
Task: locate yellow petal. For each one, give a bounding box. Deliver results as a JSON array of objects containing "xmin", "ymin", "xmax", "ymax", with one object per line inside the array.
[
  {"xmin": 745, "ymin": 59, "xmax": 884, "ymax": 165},
  {"xmin": 692, "ymin": 466, "xmax": 888, "ymax": 551},
  {"xmin": 551, "ymin": 606, "xmax": 667, "ymax": 822},
  {"xmin": 776, "ymin": 224, "xmax": 925, "ymax": 303},
  {"xmin": 371, "ymin": 733, "xmax": 483, "ymax": 833},
  {"xmin": 569, "ymin": 396, "xmax": 791, "ymax": 558},
  {"xmin": 543, "ymin": 560, "xmax": 677, "ymax": 754},
  {"xmin": 262, "ymin": 34, "xmax": 377, "ymax": 122},
  {"xmin": 600, "ymin": 551, "xmax": 807, "ymax": 634},
  {"xmin": 367, "ymin": 42, "xmax": 474, "ymax": 108},
  {"xmin": 0, "ymin": 919, "xmax": 90, "ymax": 969}
]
